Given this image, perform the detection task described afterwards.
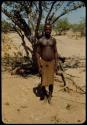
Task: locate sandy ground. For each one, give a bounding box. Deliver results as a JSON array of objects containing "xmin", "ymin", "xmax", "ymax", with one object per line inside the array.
[{"xmin": 2, "ymin": 33, "xmax": 86, "ymax": 124}]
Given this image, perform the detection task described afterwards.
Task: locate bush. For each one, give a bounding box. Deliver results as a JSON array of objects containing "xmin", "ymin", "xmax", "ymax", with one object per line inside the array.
[
  {"xmin": 1, "ymin": 20, "xmax": 14, "ymax": 33},
  {"xmin": 53, "ymin": 17, "xmax": 85, "ymax": 36},
  {"xmin": 53, "ymin": 18, "xmax": 71, "ymax": 35},
  {"xmin": 70, "ymin": 19, "xmax": 85, "ymax": 36}
]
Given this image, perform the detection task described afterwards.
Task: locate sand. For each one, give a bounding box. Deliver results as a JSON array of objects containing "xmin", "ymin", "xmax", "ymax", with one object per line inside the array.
[{"xmin": 1, "ymin": 33, "xmax": 86, "ymax": 124}]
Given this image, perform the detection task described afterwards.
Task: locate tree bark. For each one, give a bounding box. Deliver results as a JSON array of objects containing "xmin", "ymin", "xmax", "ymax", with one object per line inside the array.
[{"xmin": 35, "ymin": 1, "xmax": 42, "ymax": 38}]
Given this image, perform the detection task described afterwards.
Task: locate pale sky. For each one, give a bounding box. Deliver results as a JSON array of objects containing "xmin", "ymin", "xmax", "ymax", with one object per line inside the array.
[{"xmin": 62, "ymin": 7, "xmax": 86, "ymax": 24}]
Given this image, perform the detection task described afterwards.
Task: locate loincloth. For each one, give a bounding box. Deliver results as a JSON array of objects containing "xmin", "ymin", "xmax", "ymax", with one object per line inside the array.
[{"xmin": 40, "ymin": 58, "xmax": 55, "ymax": 86}]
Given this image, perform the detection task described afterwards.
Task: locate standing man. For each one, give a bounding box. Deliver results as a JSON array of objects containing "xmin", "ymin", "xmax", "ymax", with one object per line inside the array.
[{"xmin": 36, "ymin": 23, "xmax": 58, "ymax": 103}]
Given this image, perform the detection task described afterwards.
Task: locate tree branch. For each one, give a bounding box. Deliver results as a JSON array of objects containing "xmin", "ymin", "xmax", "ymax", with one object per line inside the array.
[
  {"xmin": 12, "ymin": 25, "xmax": 22, "ymax": 38},
  {"xmin": 45, "ymin": 1, "xmax": 57, "ymax": 24},
  {"xmin": 52, "ymin": 2, "xmax": 85, "ymax": 24},
  {"xmin": 12, "ymin": 25, "xmax": 33, "ymax": 56},
  {"xmin": 2, "ymin": 8, "xmax": 32, "ymax": 43},
  {"xmin": 35, "ymin": 1, "xmax": 42, "ymax": 38},
  {"xmin": 47, "ymin": 12, "xmax": 55, "ymax": 23}
]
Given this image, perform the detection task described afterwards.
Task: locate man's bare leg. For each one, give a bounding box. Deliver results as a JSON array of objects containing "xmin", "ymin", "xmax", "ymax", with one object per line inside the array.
[
  {"xmin": 48, "ymin": 84, "xmax": 53, "ymax": 103},
  {"xmin": 40, "ymin": 86, "xmax": 48, "ymax": 100}
]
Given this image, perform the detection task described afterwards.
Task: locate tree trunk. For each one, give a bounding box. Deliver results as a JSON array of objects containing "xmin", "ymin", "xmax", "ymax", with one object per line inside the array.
[{"xmin": 32, "ymin": 44, "xmax": 38, "ymax": 73}]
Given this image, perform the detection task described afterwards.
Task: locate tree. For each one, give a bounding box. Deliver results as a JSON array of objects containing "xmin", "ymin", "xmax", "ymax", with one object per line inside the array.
[
  {"xmin": 71, "ymin": 18, "xmax": 86, "ymax": 36},
  {"xmin": 53, "ymin": 18, "xmax": 71, "ymax": 35},
  {"xmin": 1, "ymin": 1, "xmax": 85, "ymax": 72},
  {"xmin": 79, "ymin": 18, "xmax": 86, "ymax": 36}
]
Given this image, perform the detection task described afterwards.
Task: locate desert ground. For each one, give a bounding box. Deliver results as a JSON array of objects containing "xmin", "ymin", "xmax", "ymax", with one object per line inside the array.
[{"xmin": 1, "ymin": 33, "xmax": 86, "ymax": 124}]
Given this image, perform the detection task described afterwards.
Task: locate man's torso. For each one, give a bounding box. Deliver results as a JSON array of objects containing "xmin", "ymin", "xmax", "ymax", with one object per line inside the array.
[{"xmin": 38, "ymin": 36, "xmax": 56, "ymax": 61}]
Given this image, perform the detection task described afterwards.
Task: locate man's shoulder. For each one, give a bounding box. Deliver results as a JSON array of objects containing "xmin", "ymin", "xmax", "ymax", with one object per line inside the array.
[
  {"xmin": 37, "ymin": 36, "xmax": 44, "ymax": 45},
  {"xmin": 51, "ymin": 36, "xmax": 56, "ymax": 43},
  {"xmin": 39, "ymin": 36, "xmax": 45, "ymax": 40},
  {"xmin": 38, "ymin": 36, "xmax": 45, "ymax": 43}
]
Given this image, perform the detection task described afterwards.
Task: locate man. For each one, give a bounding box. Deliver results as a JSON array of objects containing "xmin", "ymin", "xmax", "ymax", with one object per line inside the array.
[{"xmin": 36, "ymin": 23, "xmax": 58, "ymax": 103}]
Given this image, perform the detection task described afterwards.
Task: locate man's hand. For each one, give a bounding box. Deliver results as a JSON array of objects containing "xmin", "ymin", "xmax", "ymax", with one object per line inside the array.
[{"xmin": 59, "ymin": 56, "xmax": 65, "ymax": 63}]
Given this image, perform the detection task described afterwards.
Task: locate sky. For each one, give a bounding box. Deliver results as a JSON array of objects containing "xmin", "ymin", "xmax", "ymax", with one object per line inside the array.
[
  {"xmin": 2, "ymin": 2, "xmax": 86, "ymax": 24},
  {"xmin": 62, "ymin": 7, "xmax": 86, "ymax": 24}
]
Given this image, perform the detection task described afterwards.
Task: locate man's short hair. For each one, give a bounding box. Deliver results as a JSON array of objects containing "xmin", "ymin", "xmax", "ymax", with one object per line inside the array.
[{"xmin": 44, "ymin": 23, "xmax": 52, "ymax": 29}]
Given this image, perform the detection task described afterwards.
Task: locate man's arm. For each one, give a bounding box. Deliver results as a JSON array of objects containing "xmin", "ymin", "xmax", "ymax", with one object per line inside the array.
[
  {"xmin": 53, "ymin": 38, "xmax": 65, "ymax": 63},
  {"xmin": 59, "ymin": 56, "xmax": 65, "ymax": 63}
]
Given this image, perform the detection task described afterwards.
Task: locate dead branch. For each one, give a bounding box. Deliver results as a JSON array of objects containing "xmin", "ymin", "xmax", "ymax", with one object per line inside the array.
[
  {"xmin": 56, "ymin": 57, "xmax": 85, "ymax": 94},
  {"xmin": 58, "ymin": 95, "xmax": 85, "ymax": 104},
  {"xmin": 13, "ymin": 25, "xmax": 33, "ymax": 56},
  {"xmin": 65, "ymin": 77, "xmax": 86, "ymax": 94},
  {"xmin": 52, "ymin": 2, "xmax": 84, "ymax": 24},
  {"xmin": 64, "ymin": 73, "xmax": 80, "ymax": 78},
  {"xmin": 2, "ymin": 8, "xmax": 32, "ymax": 43}
]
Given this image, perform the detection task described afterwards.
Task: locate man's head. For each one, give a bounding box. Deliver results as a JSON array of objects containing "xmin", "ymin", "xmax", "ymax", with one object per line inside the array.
[{"xmin": 44, "ymin": 23, "xmax": 52, "ymax": 38}]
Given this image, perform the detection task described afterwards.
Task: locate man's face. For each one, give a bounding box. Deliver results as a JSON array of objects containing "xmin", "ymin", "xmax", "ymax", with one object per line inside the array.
[{"xmin": 45, "ymin": 25, "xmax": 52, "ymax": 37}]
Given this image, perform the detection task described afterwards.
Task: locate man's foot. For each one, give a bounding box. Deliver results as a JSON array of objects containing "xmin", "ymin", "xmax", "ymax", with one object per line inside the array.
[
  {"xmin": 47, "ymin": 93, "xmax": 52, "ymax": 104},
  {"xmin": 40, "ymin": 96, "xmax": 45, "ymax": 100}
]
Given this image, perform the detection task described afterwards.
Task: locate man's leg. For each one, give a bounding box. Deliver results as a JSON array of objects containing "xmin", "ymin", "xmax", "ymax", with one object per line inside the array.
[
  {"xmin": 49, "ymin": 84, "xmax": 53, "ymax": 96},
  {"xmin": 48, "ymin": 84, "xmax": 53, "ymax": 104},
  {"xmin": 40, "ymin": 75, "xmax": 45, "ymax": 100},
  {"xmin": 40, "ymin": 86, "xmax": 48, "ymax": 100}
]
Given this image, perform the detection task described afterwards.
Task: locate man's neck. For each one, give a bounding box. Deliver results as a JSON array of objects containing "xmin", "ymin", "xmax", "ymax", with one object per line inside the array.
[{"xmin": 45, "ymin": 34, "xmax": 51, "ymax": 39}]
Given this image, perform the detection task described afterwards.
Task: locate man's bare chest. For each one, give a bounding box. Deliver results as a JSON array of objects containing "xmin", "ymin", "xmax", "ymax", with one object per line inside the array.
[{"xmin": 40, "ymin": 39, "xmax": 54, "ymax": 47}]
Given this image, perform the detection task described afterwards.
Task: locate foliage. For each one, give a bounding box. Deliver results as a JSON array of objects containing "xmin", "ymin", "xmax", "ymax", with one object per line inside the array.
[
  {"xmin": 53, "ymin": 17, "xmax": 85, "ymax": 36},
  {"xmin": 1, "ymin": 20, "xmax": 14, "ymax": 33},
  {"xmin": 71, "ymin": 18, "xmax": 85, "ymax": 36},
  {"xmin": 53, "ymin": 18, "xmax": 71, "ymax": 34}
]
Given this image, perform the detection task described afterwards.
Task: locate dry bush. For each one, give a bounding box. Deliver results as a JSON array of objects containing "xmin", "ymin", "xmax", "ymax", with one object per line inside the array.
[{"xmin": 2, "ymin": 33, "xmax": 23, "ymax": 71}]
